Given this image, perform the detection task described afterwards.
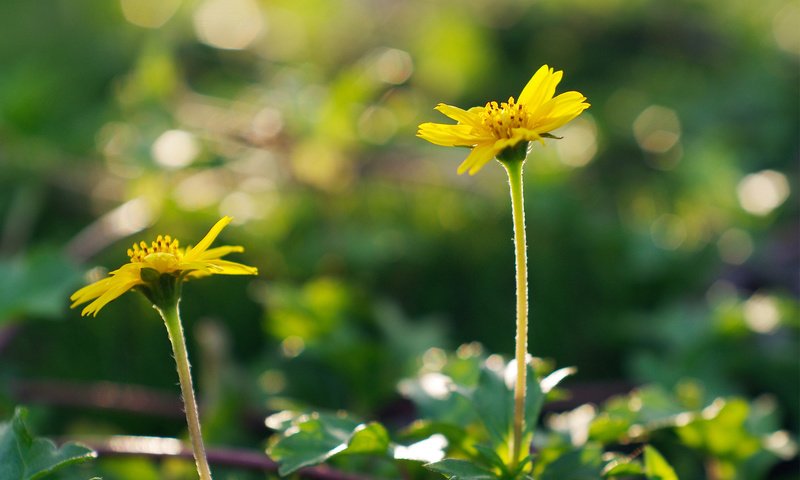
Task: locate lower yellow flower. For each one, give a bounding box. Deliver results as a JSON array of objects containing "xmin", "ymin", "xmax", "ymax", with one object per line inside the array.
[
  {"xmin": 417, "ymin": 64, "xmax": 590, "ymax": 174},
  {"xmin": 71, "ymin": 216, "xmax": 258, "ymax": 316}
]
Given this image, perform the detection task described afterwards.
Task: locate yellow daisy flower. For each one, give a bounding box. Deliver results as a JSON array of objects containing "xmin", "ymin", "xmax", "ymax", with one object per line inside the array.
[
  {"xmin": 417, "ymin": 64, "xmax": 590, "ymax": 175},
  {"xmin": 71, "ymin": 216, "xmax": 258, "ymax": 317}
]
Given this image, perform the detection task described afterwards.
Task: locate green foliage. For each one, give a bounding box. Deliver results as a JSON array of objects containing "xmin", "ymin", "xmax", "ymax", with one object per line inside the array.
[
  {"xmin": 266, "ymin": 349, "xmax": 682, "ymax": 479},
  {"xmin": 0, "ymin": 407, "xmax": 95, "ymax": 480},
  {"xmin": 0, "ymin": 251, "xmax": 80, "ymax": 323},
  {"xmin": 644, "ymin": 446, "xmax": 678, "ymax": 480},
  {"xmin": 266, "ymin": 410, "xmax": 444, "ymax": 476},
  {"xmin": 537, "ymin": 445, "xmax": 603, "ymax": 480},
  {"xmin": 266, "ymin": 412, "xmax": 388, "ymax": 476},
  {"xmin": 0, "ymin": 0, "xmax": 796, "ymax": 478},
  {"xmin": 425, "ymin": 459, "xmax": 501, "ymax": 480}
]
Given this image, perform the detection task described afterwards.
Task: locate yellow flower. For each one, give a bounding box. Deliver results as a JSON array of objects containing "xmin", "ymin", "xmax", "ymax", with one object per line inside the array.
[
  {"xmin": 417, "ymin": 65, "xmax": 590, "ymax": 175},
  {"xmin": 71, "ymin": 216, "xmax": 257, "ymax": 317}
]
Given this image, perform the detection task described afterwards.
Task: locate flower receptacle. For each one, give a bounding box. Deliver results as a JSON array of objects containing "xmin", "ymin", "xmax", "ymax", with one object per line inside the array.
[
  {"xmin": 138, "ymin": 268, "xmax": 183, "ymax": 312},
  {"xmin": 496, "ymin": 141, "xmax": 530, "ymax": 166}
]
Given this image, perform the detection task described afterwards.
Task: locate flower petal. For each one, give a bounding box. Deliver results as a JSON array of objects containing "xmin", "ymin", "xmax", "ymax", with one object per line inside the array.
[
  {"xmin": 457, "ymin": 143, "xmax": 498, "ymax": 175},
  {"xmin": 535, "ymin": 106, "xmax": 590, "ymax": 135},
  {"xmin": 199, "ymin": 259, "xmax": 258, "ymax": 275},
  {"xmin": 518, "ymin": 65, "xmax": 563, "ymax": 111},
  {"xmin": 417, "ymin": 123, "xmax": 490, "ymax": 147},
  {"xmin": 195, "ymin": 245, "xmax": 245, "ymax": 260},
  {"xmin": 434, "ymin": 103, "xmax": 483, "ymax": 126},
  {"xmin": 184, "ymin": 216, "xmax": 232, "ymax": 259},
  {"xmin": 80, "ymin": 277, "xmax": 141, "ymax": 317},
  {"xmin": 533, "ymin": 91, "xmax": 588, "ymax": 119},
  {"xmin": 73, "ymin": 265, "xmax": 142, "ymax": 317},
  {"xmin": 70, "ymin": 264, "xmax": 141, "ymax": 307}
]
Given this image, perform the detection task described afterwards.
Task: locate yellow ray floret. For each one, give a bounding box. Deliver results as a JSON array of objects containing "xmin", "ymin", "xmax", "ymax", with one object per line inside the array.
[
  {"xmin": 417, "ymin": 65, "xmax": 590, "ymax": 175},
  {"xmin": 71, "ymin": 216, "xmax": 258, "ymax": 317}
]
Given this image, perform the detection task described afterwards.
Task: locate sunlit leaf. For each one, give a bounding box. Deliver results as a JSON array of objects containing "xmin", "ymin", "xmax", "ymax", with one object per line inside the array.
[
  {"xmin": 0, "ymin": 407, "xmax": 96, "ymax": 480},
  {"xmin": 643, "ymin": 446, "xmax": 678, "ymax": 480},
  {"xmin": 266, "ymin": 412, "xmax": 390, "ymax": 476},
  {"xmin": 457, "ymin": 364, "xmax": 544, "ymax": 447},
  {"xmin": 538, "ymin": 444, "xmax": 603, "ymax": 480},
  {"xmin": 425, "ymin": 458, "xmax": 498, "ymax": 479}
]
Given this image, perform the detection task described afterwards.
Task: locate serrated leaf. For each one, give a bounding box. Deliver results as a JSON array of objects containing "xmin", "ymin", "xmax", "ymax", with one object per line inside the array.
[
  {"xmin": 644, "ymin": 446, "xmax": 678, "ymax": 480},
  {"xmin": 0, "ymin": 407, "xmax": 96, "ymax": 480},
  {"xmin": 425, "ymin": 459, "xmax": 499, "ymax": 479},
  {"xmin": 266, "ymin": 412, "xmax": 390, "ymax": 476}
]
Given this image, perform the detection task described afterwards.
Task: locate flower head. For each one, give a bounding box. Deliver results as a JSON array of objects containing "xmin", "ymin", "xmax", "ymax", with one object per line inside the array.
[
  {"xmin": 417, "ymin": 65, "xmax": 590, "ymax": 175},
  {"xmin": 71, "ymin": 216, "xmax": 258, "ymax": 316}
]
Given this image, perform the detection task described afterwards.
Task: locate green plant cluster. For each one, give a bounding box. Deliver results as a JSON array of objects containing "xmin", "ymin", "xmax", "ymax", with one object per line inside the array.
[{"xmin": 0, "ymin": 0, "xmax": 797, "ymax": 478}]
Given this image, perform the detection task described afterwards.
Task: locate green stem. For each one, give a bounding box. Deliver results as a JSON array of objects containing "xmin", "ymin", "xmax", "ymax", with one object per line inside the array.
[
  {"xmin": 503, "ymin": 159, "xmax": 529, "ymax": 469},
  {"xmin": 158, "ymin": 302, "xmax": 213, "ymax": 480}
]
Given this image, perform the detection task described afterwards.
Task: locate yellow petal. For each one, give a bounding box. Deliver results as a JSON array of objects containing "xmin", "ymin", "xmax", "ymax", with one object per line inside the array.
[
  {"xmin": 434, "ymin": 103, "xmax": 482, "ymax": 126},
  {"xmin": 81, "ymin": 277, "xmax": 141, "ymax": 317},
  {"xmin": 534, "ymin": 91, "xmax": 588, "ymax": 119},
  {"xmin": 184, "ymin": 216, "xmax": 232, "ymax": 259},
  {"xmin": 417, "ymin": 123, "xmax": 489, "ymax": 147},
  {"xmin": 194, "ymin": 245, "xmax": 245, "ymax": 260},
  {"xmin": 457, "ymin": 143, "xmax": 498, "ymax": 175},
  {"xmin": 74, "ymin": 266, "xmax": 142, "ymax": 316},
  {"xmin": 518, "ymin": 65, "xmax": 563, "ymax": 111},
  {"xmin": 70, "ymin": 265, "xmax": 141, "ymax": 306},
  {"xmin": 201, "ymin": 259, "xmax": 258, "ymax": 275},
  {"xmin": 502, "ymin": 130, "xmax": 543, "ymax": 147},
  {"xmin": 70, "ymin": 276, "xmax": 116, "ymax": 305},
  {"xmin": 536, "ymin": 108, "xmax": 590, "ymax": 134}
]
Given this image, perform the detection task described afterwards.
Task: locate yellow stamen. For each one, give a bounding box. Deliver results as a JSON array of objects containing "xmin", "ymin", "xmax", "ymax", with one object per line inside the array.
[
  {"xmin": 127, "ymin": 235, "xmax": 181, "ymax": 263},
  {"xmin": 480, "ymin": 97, "xmax": 530, "ymax": 139}
]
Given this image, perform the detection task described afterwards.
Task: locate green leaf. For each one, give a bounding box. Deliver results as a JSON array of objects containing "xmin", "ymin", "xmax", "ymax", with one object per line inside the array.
[
  {"xmin": 473, "ymin": 444, "xmax": 508, "ymax": 472},
  {"xmin": 602, "ymin": 455, "xmax": 644, "ymax": 477},
  {"xmin": 460, "ymin": 364, "xmax": 544, "ymax": 447},
  {"xmin": 0, "ymin": 407, "xmax": 96, "ymax": 480},
  {"xmin": 644, "ymin": 446, "xmax": 678, "ymax": 480},
  {"xmin": 676, "ymin": 398, "xmax": 761, "ymax": 460},
  {"xmin": 266, "ymin": 412, "xmax": 390, "ymax": 476},
  {"xmin": 425, "ymin": 459, "xmax": 499, "ymax": 479},
  {"xmin": 0, "ymin": 251, "xmax": 81, "ymax": 323},
  {"xmin": 468, "ymin": 366, "xmax": 512, "ymax": 444},
  {"xmin": 538, "ymin": 445, "xmax": 604, "ymax": 480},
  {"xmin": 346, "ymin": 422, "xmax": 390, "ymax": 454}
]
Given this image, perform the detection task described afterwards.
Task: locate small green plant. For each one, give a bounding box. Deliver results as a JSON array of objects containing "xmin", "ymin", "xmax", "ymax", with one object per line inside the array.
[
  {"xmin": 266, "ymin": 345, "xmax": 794, "ymax": 479},
  {"xmin": 418, "ymin": 65, "xmax": 588, "ymax": 471},
  {"xmin": 69, "ymin": 216, "xmax": 257, "ymax": 479}
]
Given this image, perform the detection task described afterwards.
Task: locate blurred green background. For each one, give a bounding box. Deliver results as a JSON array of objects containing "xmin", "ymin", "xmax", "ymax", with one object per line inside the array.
[{"xmin": 0, "ymin": 0, "xmax": 797, "ymax": 478}]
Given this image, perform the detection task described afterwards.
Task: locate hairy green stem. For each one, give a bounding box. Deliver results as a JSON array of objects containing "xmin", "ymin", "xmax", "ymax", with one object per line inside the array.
[
  {"xmin": 158, "ymin": 302, "xmax": 213, "ymax": 480},
  {"xmin": 503, "ymin": 159, "xmax": 529, "ymax": 469}
]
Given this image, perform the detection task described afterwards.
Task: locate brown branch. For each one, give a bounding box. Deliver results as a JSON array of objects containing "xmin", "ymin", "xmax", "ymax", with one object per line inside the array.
[
  {"xmin": 10, "ymin": 379, "xmax": 185, "ymax": 418},
  {"xmin": 68, "ymin": 435, "xmax": 371, "ymax": 480}
]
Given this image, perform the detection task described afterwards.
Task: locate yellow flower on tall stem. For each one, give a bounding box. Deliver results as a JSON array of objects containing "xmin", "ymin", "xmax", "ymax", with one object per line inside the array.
[
  {"xmin": 418, "ymin": 65, "xmax": 588, "ymax": 472},
  {"xmin": 71, "ymin": 216, "xmax": 257, "ymax": 480},
  {"xmin": 71, "ymin": 216, "xmax": 257, "ymax": 317},
  {"xmin": 418, "ymin": 64, "xmax": 589, "ymax": 175}
]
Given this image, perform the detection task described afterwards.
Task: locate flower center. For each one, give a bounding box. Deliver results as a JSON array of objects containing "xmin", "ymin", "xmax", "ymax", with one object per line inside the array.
[
  {"xmin": 480, "ymin": 97, "xmax": 529, "ymax": 139},
  {"xmin": 128, "ymin": 235, "xmax": 181, "ymax": 263}
]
